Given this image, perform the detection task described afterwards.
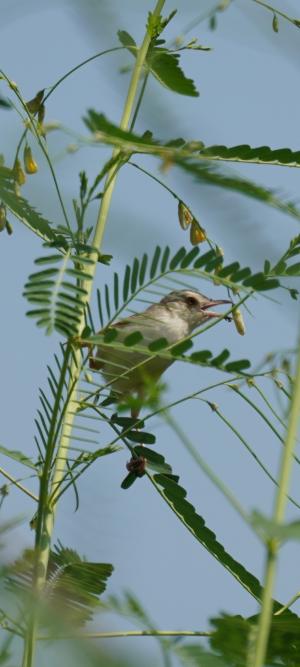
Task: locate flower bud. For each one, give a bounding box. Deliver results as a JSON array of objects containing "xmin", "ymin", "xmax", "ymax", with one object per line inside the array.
[
  {"xmin": 178, "ymin": 201, "xmax": 193, "ymax": 229},
  {"xmin": 23, "ymin": 145, "xmax": 38, "ymax": 174},
  {"xmin": 0, "ymin": 203, "xmax": 6, "ymax": 232},
  {"xmin": 14, "ymin": 159, "xmax": 26, "ymax": 186},
  {"xmin": 190, "ymin": 219, "xmax": 207, "ymax": 245},
  {"xmin": 233, "ymin": 308, "xmax": 245, "ymax": 336}
]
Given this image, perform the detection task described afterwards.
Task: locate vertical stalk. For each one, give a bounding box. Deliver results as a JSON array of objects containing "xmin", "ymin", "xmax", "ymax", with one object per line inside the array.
[
  {"xmin": 252, "ymin": 339, "xmax": 300, "ymax": 667},
  {"xmin": 22, "ymin": 3, "xmax": 165, "ymax": 666}
]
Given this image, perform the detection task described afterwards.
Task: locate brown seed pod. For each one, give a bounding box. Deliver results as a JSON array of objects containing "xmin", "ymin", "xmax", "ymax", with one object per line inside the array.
[
  {"xmin": 190, "ymin": 219, "xmax": 207, "ymax": 245},
  {"xmin": 233, "ymin": 308, "xmax": 246, "ymax": 336},
  {"xmin": 178, "ymin": 201, "xmax": 193, "ymax": 230}
]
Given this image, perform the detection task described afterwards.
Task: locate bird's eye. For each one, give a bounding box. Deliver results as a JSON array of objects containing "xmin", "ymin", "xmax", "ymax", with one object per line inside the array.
[{"xmin": 186, "ymin": 296, "xmax": 198, "ymax": 307}]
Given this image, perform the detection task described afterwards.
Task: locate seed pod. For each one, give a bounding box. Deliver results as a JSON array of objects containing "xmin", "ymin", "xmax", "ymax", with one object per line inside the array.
[
  {"xmin": 178, "ymin": 201, "xmax": 193, "ymax": 229},
  {"xmin": 0, "ymin": 203, "xmax": 6, "ymax": 232},
  {"xmin": 23, "ymin": 145, "xmax": 38, "ymax": 174},
  {"xmin": 14, "ymin": 159, "xmax": 26, "ymax": 186},
  {"xmin": 233, "ymin": 308, "xmax": 246, "ymax": 336},
  {"xmin": 272, "ymin": 13, "xmax": 279, "ymax": 33},
  {"xmin": 190, "ymin": 219, "xmax": 207, "ymax": 245},
  {"xmin": 26, "ymin": 89, "xmax": 45, "ymax": 114},
  {"xmin": 5, "ymin": 220, "xmax": 13, "ymax": 235}
]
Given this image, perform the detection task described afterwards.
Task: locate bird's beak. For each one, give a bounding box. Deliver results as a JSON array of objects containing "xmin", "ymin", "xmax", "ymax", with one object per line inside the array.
[{"xmin": 200, "ymin": 298, "xmax": 232, "ymax": 318}]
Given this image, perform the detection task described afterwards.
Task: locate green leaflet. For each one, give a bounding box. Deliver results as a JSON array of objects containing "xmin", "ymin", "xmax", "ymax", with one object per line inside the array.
[
  {"xmin": 175, "ymin": 645, "xmax": 230, "ymax": 667},
  {"xmin": 23, "ymin": 249, "xmax": 94, "ymax": 337},
  {"xmin": 0, "ymin": 444, "xmax": 36, "ymax": 470},
  {"xmin": 117, "ymin": 30, "xmax": 199, "ymax": 97},
  {"xmin": 7, "ymin": 543, "xmax": 114, "ymax": 626},
  {"xmin": 0, "ymin": 166, "xmax": 55, "ymax": 241},
  {"xmin": 83, "ymin": 114, "xmax": 300, "ymax": 221},
  {"xmin": 210, "ymin": 613, "xmax": 300, "ymax": 667}
]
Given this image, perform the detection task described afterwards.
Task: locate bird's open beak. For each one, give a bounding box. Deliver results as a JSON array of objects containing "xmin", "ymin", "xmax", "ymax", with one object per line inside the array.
[{"xmin": 201, "ymin": 298, "xmax": 232, "ymax": 318}]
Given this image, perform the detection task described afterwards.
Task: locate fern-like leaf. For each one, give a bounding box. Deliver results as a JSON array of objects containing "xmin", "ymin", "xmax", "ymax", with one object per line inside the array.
[
  {"xmin": 23, "ymin": 248, "xmax": 95, "ymax": 337},
  {"xmin": 7, "ymin": 543, "xmax": 113, "ymax": 626}
]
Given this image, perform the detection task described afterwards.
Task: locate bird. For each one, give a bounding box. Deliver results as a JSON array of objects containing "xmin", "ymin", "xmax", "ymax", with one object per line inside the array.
[{"xmin": 89, "ymin": 289, "xmax": 232, "ymax": 417}]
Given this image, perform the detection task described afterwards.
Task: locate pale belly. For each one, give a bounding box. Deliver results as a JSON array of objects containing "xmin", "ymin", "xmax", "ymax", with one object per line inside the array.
[{"xmin": 92, "ymin": 310, "xmax": 189, "ymax": 396}]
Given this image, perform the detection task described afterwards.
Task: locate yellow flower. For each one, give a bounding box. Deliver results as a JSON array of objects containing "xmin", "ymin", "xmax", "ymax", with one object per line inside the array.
[
  {"xmin": 190, "ymin": 219, "xmax": 207, "ymax": 245},
  {"xmin": 24, "ymin": 145, "xmax": 38, "ymax": 174}
]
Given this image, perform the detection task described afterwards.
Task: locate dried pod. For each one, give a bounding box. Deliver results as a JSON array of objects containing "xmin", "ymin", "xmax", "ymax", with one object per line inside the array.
[
  {"xmin": 26, "ymin": 89, "xmax": 45, "ymax": 114},
  {"xmin": 178, "ymin": 201, "xmax": 193, "ymax": 229},
  {"xmin": 190, "ymin": 219, "xmax": 207, "ymax": 245},
  {"xmin": 23, "ymin": 145, "xmax": 38, "ymax": 174},
  {"xmin": 233, "ymin": 308, "xmax": 246, "ymax": 336},
  {"xmin": 14, "ymin": 159, "xmax": 26, "ymax": 186},
  {"xmin": 0, "ymin": 203, "xmax": 7, "ymax": 232}
]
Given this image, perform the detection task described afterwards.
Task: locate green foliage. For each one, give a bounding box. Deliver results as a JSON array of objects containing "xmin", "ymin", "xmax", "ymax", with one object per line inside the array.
[
  {"xmin": 176, "ymin": 644, "xmax": 230, "ymax": 667},
  {"xmin": 210, "ymin": 612, "xmax": 300, "ymax": 667},
  {"xmin": 0, "ymin": 166, "xmax": 56, "ymax": 241},
  {"xmin": 251, "ymin": 510, "xmax": 300, "ymax": 543},
  {"xmin": 23, "ymin": 247, "xmax": 96, "ymax": 337},
  {"xmin": 0, "ymin": 444, "xmax": 37, "ymax": 470},
  {"xmin": 84, "ymin": 113, "xmax": 300, "ymax": 221},
  {"xmin": 117, "ymin": 30, "xmax": 199, "ymax": 97},
  {"xmin": 6, "ymin": 543, "xmax": 113, "ymax": 626}
]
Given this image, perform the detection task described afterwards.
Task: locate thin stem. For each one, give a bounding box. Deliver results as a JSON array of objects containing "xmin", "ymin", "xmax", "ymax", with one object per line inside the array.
[
  {"xmin": 0, "ymin": 467, "xmax": 38, "ymax": 501},
  {"xmin": 43, "ymin": 47, "xmax": 125, "ymax": 103},
  {"xmin": 214, "ymin": 406, "xmax": 300, "ymax": 510},
  {"xmin": 37, "ymin": 629, "xmax": 212, "ymax": 640},
  {"xmin": 252, "ymin": 340, "xmax": 300, "ymax": 667},
  {"xmin": 163, "ymin": 411, "xmax": 251, "ymax": 526},
  {"xmin": 0, "ymin": 70, "xmax": 71, "ymax": 231},
  {"xmin": 22, "ymin": 4, "xmax": 166, "ymax": 666},
  {"xmin": 250, "ymin": 0, "xmax": 300, "ymax": 28},
  {"xmin": 274, "ymin": 590, "xmax": 300, "ymax": 616}
]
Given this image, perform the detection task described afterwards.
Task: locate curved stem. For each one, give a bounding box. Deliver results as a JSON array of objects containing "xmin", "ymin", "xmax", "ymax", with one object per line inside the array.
[
  {"xmin": 43, "ymin": 47, "xmax": 125, "ymax": 103},
  {"xmin": 37, "ymin": 629, "xmax": 212, "ymax": 640},
  {"xmin": 252, "ymin": 339, "xmax": 300, "ymax": 667},
  {"xmin": 21, "ymin": 3, "xmax": 166, "ymax": 666}
]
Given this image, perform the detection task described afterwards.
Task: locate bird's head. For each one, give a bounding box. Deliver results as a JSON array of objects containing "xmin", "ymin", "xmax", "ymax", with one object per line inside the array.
[{"xmin": 160, "ymin": 289, "xmax": 232, "ymax": 331}]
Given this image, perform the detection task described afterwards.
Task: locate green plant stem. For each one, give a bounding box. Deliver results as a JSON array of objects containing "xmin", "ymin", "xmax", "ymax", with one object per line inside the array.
[
  {"xmin": 43, "ymin": 47, "xmax": 125, "ymax": 102},
  {"xmin": 212, "ymin": 406, "xmax": 300, "ymax": 510},
  {"xmin": 250, "ymin": 0, "xmax": 300, "ymax": 28},
  {"xmin": 37, "ymin": 629, "xmax": 212, "ymax": 640},
  {"xmin": 0, "ymin": 467, "xmax": 37, "ymax": 501},
  {"xmin": 21, "ymin": 4, "xmax": 165, "ymax": 666},
  {"xmin": 252, "ymin": 340, "xmax": 300, "ymax": 667}
]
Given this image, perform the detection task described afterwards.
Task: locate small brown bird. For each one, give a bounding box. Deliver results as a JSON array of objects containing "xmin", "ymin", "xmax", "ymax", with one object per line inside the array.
[{"xmin": 89, "ymin": 289, "xmax": 231, "ymax": 416}]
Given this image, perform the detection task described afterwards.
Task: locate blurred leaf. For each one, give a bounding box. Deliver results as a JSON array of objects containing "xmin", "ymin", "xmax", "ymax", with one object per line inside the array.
[
  {"xmin": 176, "ymin": 644, "xmax": 230, "ymax": 667},
  {"xmin": 210, "ymin": 612, "xmax": 300, "ymax": 667},
  {"xmin": 251, "ymin": 510, "xmax": 300, "ymax": 543},
  {"xmin": 0, "ymin": 444, "xmax": 36, "ymax": 470},
  {"xmin": 7, "ymin": 543, "xmax": 113, "ymax": 626}
]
